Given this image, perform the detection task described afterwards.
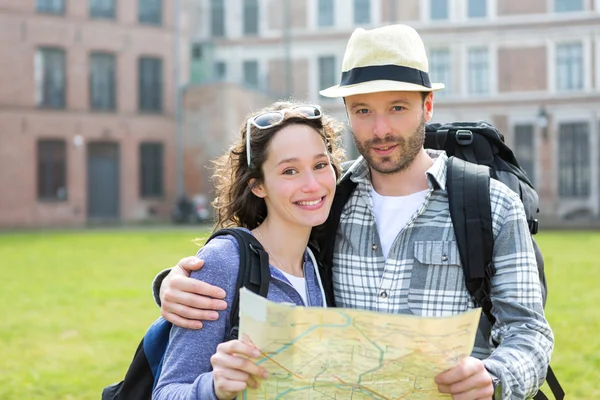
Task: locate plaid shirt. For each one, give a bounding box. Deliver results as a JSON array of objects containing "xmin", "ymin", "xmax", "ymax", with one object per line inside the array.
[{"xmin": 332, "ymin": 150, "xmax": 553, "ymax": 399}]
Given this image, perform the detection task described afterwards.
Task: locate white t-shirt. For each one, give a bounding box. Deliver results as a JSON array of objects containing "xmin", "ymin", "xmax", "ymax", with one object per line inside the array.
[
  {"xmin": 370, "ymin": 188, "xmax": 429, "ymax": 259},
  {"xmin": 280, "ymin": 270, "xmax": 308, "ymax": 306}
]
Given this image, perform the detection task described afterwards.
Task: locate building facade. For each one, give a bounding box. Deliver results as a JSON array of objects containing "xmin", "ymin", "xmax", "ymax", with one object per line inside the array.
[
  {"xmin": 187, "ymin": 0, "xmax": 600, "ymax": 224},
  {"xmin": 182, "ymin": 82, "xmax": 272, "ymax": 199},
  {"xmin": 0, "ymin": 0, "xmax": 188, "ymax": 228}
]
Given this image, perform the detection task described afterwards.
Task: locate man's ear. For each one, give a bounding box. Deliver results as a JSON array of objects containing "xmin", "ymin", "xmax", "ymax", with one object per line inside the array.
[
  {"xmin": 249, "ymin": 178, "xmax": 265, "ymax": 198},
  {"xmin": 423, "ymin": 92, "xmax": 434, "ymax": 122}
]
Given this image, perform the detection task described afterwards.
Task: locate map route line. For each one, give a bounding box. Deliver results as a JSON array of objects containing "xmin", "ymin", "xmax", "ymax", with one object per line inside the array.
[
  {"xmin": 255, "ymin": 315, "xmax": 352, "ymax": 366},
  {"xmin": 264, "ymin": 360, "xmax": 395, "ymax": 400},
  {"xmin": 328, "ymin": 372, "xmax": 392, "ymax": 399},
  {"xmin": 349, "ymin": 316, "xmax": 388, "ymax": 382},
  {"xmin": 259, "ymin": 350, "xmax": 303, "ymax": 379},
  {"xmin": 348, "ymin": 322, "xmax": 478, "ymax": 380}
]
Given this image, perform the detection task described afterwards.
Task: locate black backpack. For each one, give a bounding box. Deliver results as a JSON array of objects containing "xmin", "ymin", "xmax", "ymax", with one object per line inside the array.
[
  {"xmin": 101, "ymin": 228, "xmax": 271, "ymax": 400},
  {"xmin": 314, "ymin": 121, "xmax": 563, "ymax": 400}
]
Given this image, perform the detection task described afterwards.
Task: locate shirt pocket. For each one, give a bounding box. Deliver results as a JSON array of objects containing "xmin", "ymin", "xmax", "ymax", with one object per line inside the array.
[{"xmin": 408, "ymin": 240, "xmax": 469, "ymax": 317}]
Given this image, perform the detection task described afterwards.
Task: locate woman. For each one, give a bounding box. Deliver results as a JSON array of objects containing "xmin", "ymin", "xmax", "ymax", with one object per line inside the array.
[{"xmin": 152, "ymin": 101, "xmax": 344, "ymax": 400}]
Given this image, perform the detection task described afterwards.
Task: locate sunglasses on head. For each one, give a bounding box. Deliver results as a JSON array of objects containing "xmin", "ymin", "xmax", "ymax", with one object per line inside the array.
[{"xmin": 246, "ymin": 105, "xmax": 323, "ymax": 166}]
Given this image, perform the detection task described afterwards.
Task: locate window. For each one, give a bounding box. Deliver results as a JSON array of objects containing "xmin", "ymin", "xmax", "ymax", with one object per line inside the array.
[
  {"xmin": 243, "ymin": 60, "xmax": 259, "ymax": 88},
  {"xmin": 318, "ymin": 0, "xmax": 334, "ymax": 27},
  {"xmin": 467, "ymin": 47, "xmax": 489, "ymax": 95},
  {"xmin": 140, "ymin": 142, "xmax": 164, "ymax": 198},
  {"xmin": 430, "ymin": 0, "xmax": 449, "ymax": 20},
  {"xmin": 37, "ymin": 0, "xmax": 64, "ymax": 14},
  {"xmin": 429, "ymin": 48, "xmax": 452, "ymax": 96},
  {"xmin": 35, "ymin": 47, "xmax": 66, "ymax": 109},
  {"xmin": 556, "ymin": 42, "xmax": 583, "ymax": 91},
  {"xmin": 555, "ymin": 0, "xmax": 583, "ymax": 12},
  {"xmin": 90, "ymin": 0, "xmax": 115, "ymax": 19},
  {"xmin": 210, "ymin": 0, "xmax": 225, "ymax": 37},
  {"xmin": 514, "ymin": 124, "xmax": 535, "ymax": 187},
  {"xmin": 90, "ymin": 53, "xmax": 116, "ymax": 111},
  {"xmin": 354, "ymin": 0, "xmax": 371, "ymax": 24},
  {"xmin": 468, "ymin": 0, "xmax": 486, "ymax": 18},
  {"xmin": 559, "ymin": 122, "xmax": 590, "ymax": 198},
  {"xmin": 138, "ymin": 57, "xmax": 163, "ymax": 112},
  {"xmin": 191, "ymin": 44, "xmax": 203, "ymax": 60},
  {"xmin": 243, "ymin": 0, "xmax": 259, "ymax": 35},
  {"xmin": 37, "ymin": 140, "xmax": 67, "ymax": 201},
  {"xmin": 318, "ymin": 56, "xmax": 336, "ymax": 98},
  {"xmin": 214, "ymin": 61, "xmax": 227, "ymax": 80},
  {"xmin": 139, "ymin": 0, "xmax": 162, "ymax": 25}
]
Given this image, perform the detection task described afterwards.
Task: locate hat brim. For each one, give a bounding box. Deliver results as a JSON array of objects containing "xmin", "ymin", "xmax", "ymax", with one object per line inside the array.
[{"xmin": 319, "ymin": 80, "xmax": 445, "ymax": 98}]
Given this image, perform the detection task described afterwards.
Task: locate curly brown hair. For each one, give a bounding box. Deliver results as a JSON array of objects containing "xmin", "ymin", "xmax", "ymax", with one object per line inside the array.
[{"xmin": 211, "ymin": 101, "xmax": 345, "ymax": 230}]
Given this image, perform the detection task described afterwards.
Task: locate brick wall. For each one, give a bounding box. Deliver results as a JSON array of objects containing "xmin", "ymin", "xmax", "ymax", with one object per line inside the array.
[
  {"xmin": 498, "ymin": 47, "xmax": 547, "ymax": 92},
  {"xmin": 182, "ymin": 83, "xmax": 273, "ymax": 202},
  {"xmin": 0, "ymin": 0, "xmax": 185, "ymax": 228}
]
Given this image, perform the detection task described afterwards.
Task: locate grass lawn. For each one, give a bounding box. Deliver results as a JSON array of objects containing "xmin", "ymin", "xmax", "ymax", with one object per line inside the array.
[{"xmin": 0, "ymin": 228, "xmax": 598, "ymax": 399}]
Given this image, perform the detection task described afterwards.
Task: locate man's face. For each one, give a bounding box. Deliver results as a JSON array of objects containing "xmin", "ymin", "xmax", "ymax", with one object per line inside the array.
[{"xmin": 345, "ymin": 91, "xmax": 433, "ymax": 174}]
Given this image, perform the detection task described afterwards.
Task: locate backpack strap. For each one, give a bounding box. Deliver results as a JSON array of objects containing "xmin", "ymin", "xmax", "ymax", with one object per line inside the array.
[
  {"xmin": 446, "ymin": 156, "xmax": 495, "ymax": 322},
  {"xmin": 315, "ymin": 170, "xmax": 358, "ymax": 307},
  {"xmin": 309, "ymin": 160, "xmax": 358, "ymax": 307},
  {"xmin": 322, "ymin": 174, "xmax": 357, "ymax": 268},
  {"xmin": 206, "ymin": 228, "xmax": 270, "ymax": 340},
  {"xmin": 447, "ymin": 158, "xmax": 565, "ymax": 400},
  {"xmin": 535, "ymin": 367, "xmax": 565, "ymax": 400}
]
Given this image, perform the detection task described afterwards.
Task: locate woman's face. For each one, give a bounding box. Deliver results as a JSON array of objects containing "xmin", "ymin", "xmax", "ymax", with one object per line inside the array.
[{"xmin": 254, "ymin": 123, "xmax": 336, "ymax": 230}]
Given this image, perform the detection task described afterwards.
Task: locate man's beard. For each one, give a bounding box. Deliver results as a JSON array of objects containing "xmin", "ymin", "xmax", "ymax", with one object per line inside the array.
[{"xmin": 353, "ymin": 113, "xmax": 426, "ymax": 175}]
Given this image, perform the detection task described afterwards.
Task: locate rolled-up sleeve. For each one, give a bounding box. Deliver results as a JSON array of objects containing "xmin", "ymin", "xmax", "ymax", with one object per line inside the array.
[{"xmin": 483, "ymin": 181, "xmax": 554, "ymax": 399}]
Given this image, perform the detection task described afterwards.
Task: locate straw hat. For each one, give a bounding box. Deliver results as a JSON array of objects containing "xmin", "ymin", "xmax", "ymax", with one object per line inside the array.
[{"xmin": 319, "ymin": 24, "xmax": 445, "ymax": 98}]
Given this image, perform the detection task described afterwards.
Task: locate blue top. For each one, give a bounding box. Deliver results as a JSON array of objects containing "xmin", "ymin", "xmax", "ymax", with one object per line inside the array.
[{"xmin": 152, "ymin": 230, "xmax": 325, "ymax": 400}]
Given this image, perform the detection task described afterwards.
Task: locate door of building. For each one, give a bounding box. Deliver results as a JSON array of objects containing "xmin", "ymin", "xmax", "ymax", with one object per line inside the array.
[{"xmin": 87, "ymin": 142, "xmax": 120, "ymax": 220}]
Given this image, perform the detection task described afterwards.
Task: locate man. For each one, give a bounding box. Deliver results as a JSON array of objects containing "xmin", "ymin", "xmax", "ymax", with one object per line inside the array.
[{"xmin": 154, "ymin": 24, "xmax": 553, "ymax": 399}]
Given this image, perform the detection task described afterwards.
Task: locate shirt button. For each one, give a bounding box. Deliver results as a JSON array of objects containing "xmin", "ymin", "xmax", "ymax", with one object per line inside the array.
[
  {"xmin": 380, "ymin": 290, "xmax": 388, "ymax": 299},
  {"xmin": 372, "ymin": 244, "xmax": 377, "ymax": 251},
  {"xmin": 441, "ymin": 255, "xmax": 448, "ymax": 262}
]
